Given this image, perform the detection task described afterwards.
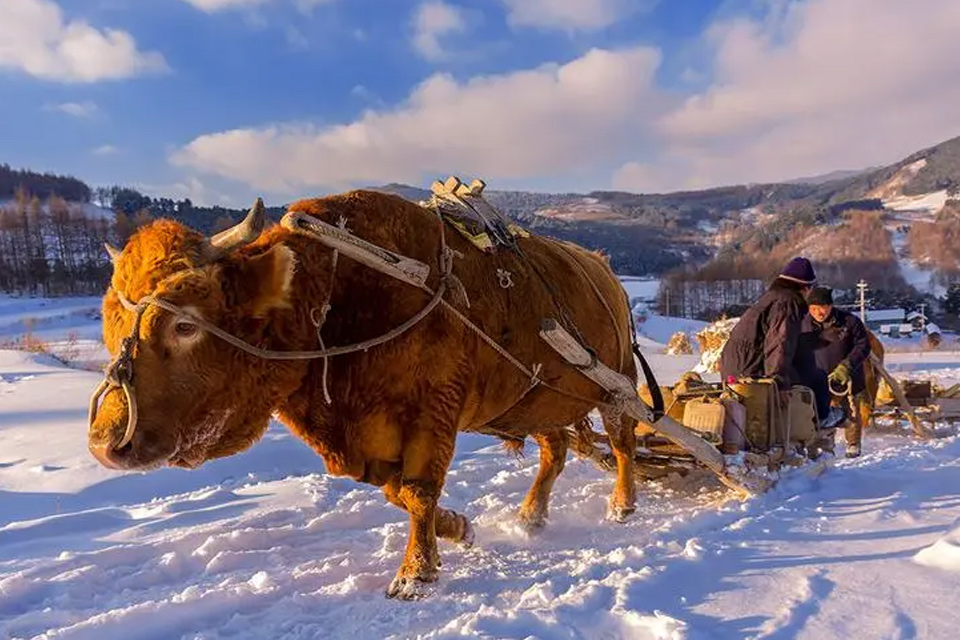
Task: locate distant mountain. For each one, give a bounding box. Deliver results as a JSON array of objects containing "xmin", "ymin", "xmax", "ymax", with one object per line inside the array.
[
  {"xmin": 7, "ymin": 132, "xmax": 960, "ymax": 289},
  {"xmin": 785, "ymin": 167, "xmax": 876, "ymax": 185},
  {"xmin": 366, "ymin": 134, "xmax": 960, "ymax": 293},
  {"xmin": 367, "ymin": 182, "xmax": 432, "ymax": 203}
]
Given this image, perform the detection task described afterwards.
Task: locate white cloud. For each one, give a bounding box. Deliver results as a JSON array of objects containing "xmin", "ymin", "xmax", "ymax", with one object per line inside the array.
[
  {"xmin": 91, "ymin": 144, "xmax": 119, "ymax": 156},
  {"xmin": 180, "ymin": 0, "xmax": 269, "ymax": 11},
  {"xmin": 172, "ymin": 47, "xmax": 665, "ymax": 193},
  {"xmin": 413, "ymin": 1, "xmax": 467, "ymax": 61},
  {"xmin": 499, "ymin": 0, "xmax": 635, "ymax": 31},
  {"xmin": 44, "ymin": 100, "xmax": 99, "ymax": 117},
  {"xmin": 138, "ymin": 177, "xmax": 236, "ymax": 207},
  {"xmin": 0, "ymin": 0, "xmax": 169, "ymax": 83},
  {"xmin": 615, "ymin": 0, "xmax": 960, "ymax": 191},
  {"xmin": 172, "ymin": 0, "xmax": 960, "ymax": 198},
  {"xmin": 180, "ymin": 0, "xmax": 334, "ymax": 13}
]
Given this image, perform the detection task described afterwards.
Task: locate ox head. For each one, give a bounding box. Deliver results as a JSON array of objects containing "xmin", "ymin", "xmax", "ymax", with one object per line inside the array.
[{"xmin": 88, "ymin": 200, "xmax": 299, "ymax": 471}]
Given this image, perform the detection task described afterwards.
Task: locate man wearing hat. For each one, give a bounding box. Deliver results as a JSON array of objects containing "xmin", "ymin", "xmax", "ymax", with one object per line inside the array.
[
  {"xmin": 801, "ymin": 286, "xmax": 872, "ymax": 457},
  {"xmin": 720, "ymin": 257, "xmax": 844, "ymax": 430}
]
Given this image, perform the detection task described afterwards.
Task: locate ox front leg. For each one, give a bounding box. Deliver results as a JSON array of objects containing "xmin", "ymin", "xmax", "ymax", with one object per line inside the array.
[
  {"xmin": 385, "ymin": 411, "xmax": 460, "ymax": 600},
  {"xmin": 383, "ymin": 476, "xmax": 473, "ymax": 545},
  {"xmin": 386, "ymin": 478, "xmax": 443, "ymax": 600},
  {"xmin": 601, "ymin": 407, "xmax": 637, "ymax": 522},
  {"xmin": 517, "ymin": 429, "xmax": 568, "ymax": 532}
]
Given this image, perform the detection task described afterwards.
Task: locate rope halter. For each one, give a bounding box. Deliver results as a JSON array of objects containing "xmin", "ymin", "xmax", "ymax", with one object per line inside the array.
[{"xmin": 88, "ymin": 292, "xmax": 148, "ymax": 450}]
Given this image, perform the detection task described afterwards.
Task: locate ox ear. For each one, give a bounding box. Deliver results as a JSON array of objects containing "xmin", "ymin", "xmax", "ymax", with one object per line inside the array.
[{"xmin": 233, "ymin": 244, "xmax": 297, "ymax": 318}]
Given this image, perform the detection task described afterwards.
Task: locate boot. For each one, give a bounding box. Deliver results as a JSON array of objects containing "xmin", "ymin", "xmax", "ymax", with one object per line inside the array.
[
  {"xmin": 845, "ymin": 444, "xmax": 861, "ymax": 458},
  {"xmin": 820, "ymin": 406, "xmax": 844, "ymax": 430}
]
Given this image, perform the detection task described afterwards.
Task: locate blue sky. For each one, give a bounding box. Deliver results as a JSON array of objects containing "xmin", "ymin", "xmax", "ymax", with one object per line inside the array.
[{"xmin": 1, "ymin": 0, "xmax": 959, "ymax": 206}]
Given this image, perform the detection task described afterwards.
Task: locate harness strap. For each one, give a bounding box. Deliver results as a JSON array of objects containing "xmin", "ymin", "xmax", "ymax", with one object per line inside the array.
[
  {"xmin": 633, "ymin": 343, "xmax": 664, "ymax": 421},
  {"xmin": 117, "ymin": 281, "xmax": 449, "ymax": 362}
]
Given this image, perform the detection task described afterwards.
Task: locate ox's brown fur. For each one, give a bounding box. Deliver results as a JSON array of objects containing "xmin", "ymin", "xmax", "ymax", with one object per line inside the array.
[{"xmin": 88, "ymin": 190, "xmax": 644, "ymax": 598}]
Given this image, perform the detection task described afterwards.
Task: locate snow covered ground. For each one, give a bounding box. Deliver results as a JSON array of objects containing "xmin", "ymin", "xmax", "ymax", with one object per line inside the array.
[
  {"xmin": 635, "ymin": 314, "xmax": 709, "ymax": 353},
  {"xmin": 3, "ymin": 298, "xmax": 960, "ymax": 639},
  {"xmin": 620, "ymin": 277, "xmax": 660, "ymax": 304},
  {"xmin": 0, "ymin": 295, "xmax": 106, "ymax": 369},
  {"xmin": 883, "ymin": 190, "xmax": 949, "ymax": 215}
]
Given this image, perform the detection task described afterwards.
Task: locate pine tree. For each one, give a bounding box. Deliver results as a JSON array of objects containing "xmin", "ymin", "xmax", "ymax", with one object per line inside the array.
[{"xmin": 944, "ymin": 284, "xmax": 960, "ymax": 316}]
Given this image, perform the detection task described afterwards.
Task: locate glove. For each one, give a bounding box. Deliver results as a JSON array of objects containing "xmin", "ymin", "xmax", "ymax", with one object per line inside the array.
[{"xmin": 829, "ymin": 362, "xmax": 851, "ymax": 387}]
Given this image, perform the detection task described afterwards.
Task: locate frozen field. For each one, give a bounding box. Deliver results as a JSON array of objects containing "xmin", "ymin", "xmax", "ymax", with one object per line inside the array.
[{"xmin": 1, "ymin": 296, "xmax": 959, "ymax": 639}]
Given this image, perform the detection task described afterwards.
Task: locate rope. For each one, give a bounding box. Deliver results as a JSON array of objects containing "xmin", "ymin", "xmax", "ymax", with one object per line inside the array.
[
  {"xmin": 312, "ymin": 245, "xmax": 339, "ymax": 404},
  {"xmin": 829, "ymin": 377, "xmax": 857, "ymax": 425},
  {"xmin": 116, "ymin": 283, "xmax": 449, "ymax": 362}
]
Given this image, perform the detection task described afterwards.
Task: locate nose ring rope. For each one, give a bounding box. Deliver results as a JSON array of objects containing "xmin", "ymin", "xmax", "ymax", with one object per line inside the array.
[{"xmin": 89, "ymin": 297, "xmax": 147, "ymax": 450}]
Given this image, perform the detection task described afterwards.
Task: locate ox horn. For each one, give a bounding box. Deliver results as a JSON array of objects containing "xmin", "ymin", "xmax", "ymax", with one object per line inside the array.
[
  {"xmin": 201, "ymin": 197, "xmax": 267, "ymax": 262},
  {"xmin": 104, "ymin": 243, "xmax": 122, "ymax": 263}
]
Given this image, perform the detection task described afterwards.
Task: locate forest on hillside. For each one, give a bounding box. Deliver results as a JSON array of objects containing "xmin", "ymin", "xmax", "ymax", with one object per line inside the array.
[
  {"xmin": 0, "ymin": 163, "xmax": 282, "ymax": 295},
  {"xmin": 0, "ymin": 164, "xmax": 91, "ymax": 203},
  {"xmin": 0, "ymin": 193, "xmax": 114, "ymax": 295}
]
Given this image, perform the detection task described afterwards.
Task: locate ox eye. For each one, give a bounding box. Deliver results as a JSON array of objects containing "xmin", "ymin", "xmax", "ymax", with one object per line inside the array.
[{"xmin": 174, "ymin": 320, "xmax": 199, "ymax": 338}]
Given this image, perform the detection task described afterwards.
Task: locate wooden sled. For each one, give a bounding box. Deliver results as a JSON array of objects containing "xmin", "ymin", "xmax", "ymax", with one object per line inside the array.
[
  {"xmin": 541, "ymin": 319, "xmax": 835, "ymax": 499},
  {"xmin": 869, "ymin": 354, "xmax": 960, "ymax": 439}
]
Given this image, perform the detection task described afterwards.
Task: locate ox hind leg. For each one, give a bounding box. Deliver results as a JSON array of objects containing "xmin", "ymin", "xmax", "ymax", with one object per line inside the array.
[
  {"xmin": 517, "ymin": 428, "xmax": 569, "ymax": 532},
  {"xmin": 601, "ymin": 407, "xmax": 637, "ymax": 521}
]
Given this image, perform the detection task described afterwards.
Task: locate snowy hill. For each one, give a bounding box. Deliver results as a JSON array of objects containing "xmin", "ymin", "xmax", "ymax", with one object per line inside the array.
[{"xmin": 2, "ymin": 298, "xmax": 960, "ymax": 638}]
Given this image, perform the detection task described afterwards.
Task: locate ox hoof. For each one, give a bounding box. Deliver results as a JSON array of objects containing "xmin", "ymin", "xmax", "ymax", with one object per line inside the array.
[
  {"xmin": 607, "ymin": 504, "xmax": 636, "ymax": 523},
  {"xmin": 459, "ymin": 520, "xmax": 476, "ymax": 548},
  {"xmin": 386, "ymin": 574, "xmax": 438, "ymax": 600},
  {"xmin": 517, "ymin": 511, "xmax": 547, "ymax": 534}
]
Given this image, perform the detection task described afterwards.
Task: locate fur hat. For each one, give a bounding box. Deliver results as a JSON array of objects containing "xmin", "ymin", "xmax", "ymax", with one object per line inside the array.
[
  {"xmin": 807, "ymin": 286, "xmax": 834, "ymax": 306},
  {"xmin": 778, "ymin": 257, "xmax": 816, "ymax": 285}
]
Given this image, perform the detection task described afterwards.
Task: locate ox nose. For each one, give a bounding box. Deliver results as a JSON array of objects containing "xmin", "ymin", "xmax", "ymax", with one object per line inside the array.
[{"xmin": 88, "ymin": 439, "xmax": 133, "ymax": 470}]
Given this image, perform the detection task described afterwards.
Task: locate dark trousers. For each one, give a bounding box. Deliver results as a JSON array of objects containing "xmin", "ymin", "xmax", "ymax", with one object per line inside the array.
[{"xmin": 797, "ymin": 365, "xmax": 831, "ymax": 422}]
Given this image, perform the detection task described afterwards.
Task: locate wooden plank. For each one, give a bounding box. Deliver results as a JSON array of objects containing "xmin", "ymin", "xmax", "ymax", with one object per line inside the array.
[
  {"xmin": 281, "ymin": 212, "xmax": 431, "ymax": 289},
  {"xmin": 538, "ymin": 318, "xmax": 641, "ymax": 404}
]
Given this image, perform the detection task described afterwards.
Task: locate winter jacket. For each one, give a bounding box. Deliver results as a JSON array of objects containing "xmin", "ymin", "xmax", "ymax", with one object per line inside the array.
[
  {"xmin": 719, "ymin": 279, "xmax": 809, "ymax": 389},
  {"xmin": 799, "ymin": 308, "xmax": 871, "ymax": 395}
]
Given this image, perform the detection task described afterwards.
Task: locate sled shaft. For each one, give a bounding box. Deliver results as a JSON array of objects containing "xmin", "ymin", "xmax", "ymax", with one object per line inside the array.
[
  {"xmin": 540, "ymin": 318, "xmax": 751, "ymax": 495},
  {"xmin": 869, "ymin": 354, "xmax": 932, "ymax": 438}
]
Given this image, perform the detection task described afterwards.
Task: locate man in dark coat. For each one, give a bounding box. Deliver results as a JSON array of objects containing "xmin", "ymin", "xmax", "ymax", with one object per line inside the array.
[
  {"xmin": 800, "ymin": 286, "xmax": 872, "ymax": 457},
  {"xmin": 720, "ymin": 257, "xmax": 843, "ymax": 429}
]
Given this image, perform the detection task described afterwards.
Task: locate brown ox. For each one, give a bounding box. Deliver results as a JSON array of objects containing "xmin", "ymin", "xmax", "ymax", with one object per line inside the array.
[
  {"xmin": 859, "ymin": 329, "xmax": 886, "ymax": 429},
  {"xmin": 87, "ymin": 190, "xmax": 645, "ymax": 599}
]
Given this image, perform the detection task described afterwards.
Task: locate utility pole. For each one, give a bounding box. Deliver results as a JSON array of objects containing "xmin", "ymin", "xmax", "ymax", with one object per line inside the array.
[
  {"xmin": 920, "ymin": 302, "xmax": 926, "ymax": 333},
  {"xmin": 665, "ymin": 288, "xmax": 670, "ymax": 317},
  {"xmin": 856, "ymin": 280, "xmax": 868, "ymax": 322}
]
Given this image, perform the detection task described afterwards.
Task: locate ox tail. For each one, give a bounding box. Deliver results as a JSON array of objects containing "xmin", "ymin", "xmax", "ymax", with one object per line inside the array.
[
  {"xmin": 501, "ymin": 437, "xmax": 526, "ymax": 459},
  {"xmin": 633, "ymin": 343, "xmax": 664, "ymax": 422}
]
